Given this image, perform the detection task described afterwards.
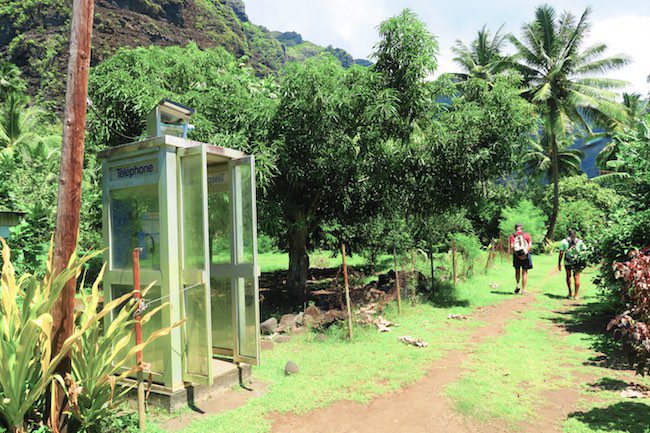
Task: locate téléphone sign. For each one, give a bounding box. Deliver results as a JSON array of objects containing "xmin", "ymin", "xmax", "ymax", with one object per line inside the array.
[{"xmin": 110, "ymin": 160, "xmax": 159, "ymax": 182}]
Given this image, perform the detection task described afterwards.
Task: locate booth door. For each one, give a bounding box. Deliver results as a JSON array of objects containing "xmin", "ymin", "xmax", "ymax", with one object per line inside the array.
[
  {"xmin": 231, "ymin": 156, "xmax": 261, "ymax": 366},
  {"xmin": 178, "ymin": 146, "xmax": 214, "ymax": 385}
]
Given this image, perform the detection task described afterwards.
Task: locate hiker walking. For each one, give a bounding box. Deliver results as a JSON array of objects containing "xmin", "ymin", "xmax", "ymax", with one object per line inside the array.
[
  {"xmin": 558, "ymin": 229, "xmax": 586, "ymax": 300},
  {"xmin": 509, "ymin": 224, "xmax": 533, "ymax": 295}
]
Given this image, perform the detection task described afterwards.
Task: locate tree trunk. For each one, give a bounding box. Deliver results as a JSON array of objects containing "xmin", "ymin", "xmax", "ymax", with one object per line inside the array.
[
  {"xmin": 545, "ymin": 139, "xmax": 560, "ymax": 243},
  {"xmin": 49, "ymin": 0, "xmax": 94, "ymax": 431},
  {"xmin": 287, "ymin": 223, "xmax": 309, "ymax": 301}
]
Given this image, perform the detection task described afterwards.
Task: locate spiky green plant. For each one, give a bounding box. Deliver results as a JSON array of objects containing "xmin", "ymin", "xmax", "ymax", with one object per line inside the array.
[
  {"xmin": 65, "ymin": 265, "xmax": 181, "ymax": 432},
  {"xmin": 0, "ymin": 239, "xmax": 112, "ymax": 433}
]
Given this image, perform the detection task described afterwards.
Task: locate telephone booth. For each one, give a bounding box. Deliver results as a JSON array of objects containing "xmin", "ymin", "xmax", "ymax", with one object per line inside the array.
[{"xmin": 98, "ymin": 101, "xmax": 260, "ymax": 403}]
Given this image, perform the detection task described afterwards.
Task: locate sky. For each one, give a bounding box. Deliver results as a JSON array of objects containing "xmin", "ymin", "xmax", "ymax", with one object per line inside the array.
[{"xmin": 246, "ymin": 0, "xmax": 650, "ymax": 95}]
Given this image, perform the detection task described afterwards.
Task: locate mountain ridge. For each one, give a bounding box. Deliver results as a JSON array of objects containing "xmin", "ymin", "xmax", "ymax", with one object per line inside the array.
[{"xmin": 0, "ymin": 0, "xmax": 369, "ymax": 107}]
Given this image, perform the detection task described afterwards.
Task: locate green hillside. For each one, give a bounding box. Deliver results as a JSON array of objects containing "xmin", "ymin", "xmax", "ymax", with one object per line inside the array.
[{"xmin": 0, "ymin": 0, "xmax": 366, "ymax": 108}]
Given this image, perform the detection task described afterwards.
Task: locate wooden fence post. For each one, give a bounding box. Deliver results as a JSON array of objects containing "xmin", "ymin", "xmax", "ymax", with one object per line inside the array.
[
  {"xmin": 452, "ymin": 239, "xmax": 457, "ymax": 287},
  {"xmin": 393, "ymin": 245, "xmax": 402, "ymax": 313},
  {"xmin": 341, "ymin": 242, "xmax": 353, "ymax": 339},
  {"xmin": 133, "ymin": 249, "xmax": 146, "ymax": 431}
]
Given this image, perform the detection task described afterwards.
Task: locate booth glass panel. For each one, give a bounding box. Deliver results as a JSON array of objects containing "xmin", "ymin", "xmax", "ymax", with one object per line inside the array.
[
  {"xmin": 238, "ymin": 277, "xmax": 258, "ymax": 359},
  {"xmin": 210, "ymin": 276, "xmax": 233, "ymax": 352},
  {"xmin": 110, "ymin": 185, "xmax": 160, "ymax": 270},
  {"xmin": 208, "ymin": 163, "xmax": 234, "ymax": 353},
  {"xmin": 232, "ymin": 157, "xmax": 260, "ymax": 365},
  {"xmin": 239, "ymin": 164, "xmax": 255, "ymax": 266},
  {"xmin": 208, "ymin": 190, "xmax": 231, "ymax": 265},
  {"xmin": 111, "ymin": 284, "xmax": 165, "ymax": 375},
  {"xmin": 179, "ymin": 151, "xmax": 213, "ymax": 383}
]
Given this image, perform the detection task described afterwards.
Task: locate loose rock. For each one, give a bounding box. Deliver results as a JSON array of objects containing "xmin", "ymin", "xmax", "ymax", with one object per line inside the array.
[
  {"xmin": 260, "ymin": 317, "xmax": 278, "ymax": 335},
  {"xmin": 398, "ymin": 335, "xmax": 429, "ymax": 348},
  {"xmin": 304, "ymin": 305, "xmax": 323, "ymax": 320},
  {"xmin": 275, "ymin": 335, "xmax": 292, "ymax": 344},
  {"xmin": 280, "ymin": 314, "xmax": 297, "ymax": 326},
  {"xmin": 284, "ymin": 361, "xmax": 300, "ymax": 376}
]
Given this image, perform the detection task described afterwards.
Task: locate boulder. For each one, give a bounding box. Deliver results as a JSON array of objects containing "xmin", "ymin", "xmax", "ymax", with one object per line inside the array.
[
  {"xmin": 291, "ymin": 327, "xmax": 307, "ymax": 335},
  {"xmin": 260, "ymin": 317, "xmax": 278, "ymax": 335},
  {"xmin": 280, "ymin": 314, "xmax": 297, "ymax": 326},
  {"xmin": 284, "ymin": 361, "xmax": 300, "ymax": 376},
  {"xmin": 320, "ymin": 309, "xmax": 347, "ymax": 327},
  {"xmin": 304, "ymin": 305, "xmax": 323, "ymax": 320},
  {"xmin": 261, "ymin": 340, "xmax": 274, "ymax": 351},
  {"xmin": 275, "ymin": 335, "xmax": 292, "ymax": 344},
  {"xmin": 294, "ymin": 312, "xmax": 305, "ymax": 327}
]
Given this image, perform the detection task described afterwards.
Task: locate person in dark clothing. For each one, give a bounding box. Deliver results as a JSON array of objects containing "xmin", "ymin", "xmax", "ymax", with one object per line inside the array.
[{"xmin": 509, "ymin": 224, "xmax": 533, "ymax": 295}]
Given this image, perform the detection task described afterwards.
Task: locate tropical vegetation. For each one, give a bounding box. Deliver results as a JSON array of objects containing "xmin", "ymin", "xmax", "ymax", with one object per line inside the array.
[{"xmin": 0, "ymin": 1, "xmax": 648, "ymax": 431}]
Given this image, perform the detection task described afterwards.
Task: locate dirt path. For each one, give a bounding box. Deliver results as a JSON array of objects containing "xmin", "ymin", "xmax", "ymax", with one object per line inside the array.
[{"xmin": 270, "ymin": 276, "xmax": 544, "ymax": 433}]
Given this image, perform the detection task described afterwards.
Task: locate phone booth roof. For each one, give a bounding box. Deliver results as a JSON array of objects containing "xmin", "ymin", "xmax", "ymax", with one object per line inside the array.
[{"xmin": 97, "ymin": 135, "xmax": 247, "ymax": 161}]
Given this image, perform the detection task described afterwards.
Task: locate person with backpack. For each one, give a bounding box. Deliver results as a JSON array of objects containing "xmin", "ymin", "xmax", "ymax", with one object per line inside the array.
[
  {"xmin": 558, "ymin": 229, "xmax": 586, "ymax": 299},
  {"xmin": 509, "ymin": 224, "xmax": 533, "ymax": 295}
]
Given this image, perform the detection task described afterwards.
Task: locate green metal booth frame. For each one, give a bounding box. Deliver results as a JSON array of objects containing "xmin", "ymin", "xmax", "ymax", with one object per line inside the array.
[{"xmin": 98, "ymin": 134, "xmax": 261, "ymax": 392}]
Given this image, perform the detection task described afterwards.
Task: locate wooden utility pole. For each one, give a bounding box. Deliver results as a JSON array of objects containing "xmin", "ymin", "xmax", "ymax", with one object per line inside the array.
[
  {"xmin": 341, "ymin": 242, "xmax": 353, "ymax": 339},
  {"xmin": 49, "ymin": 0, "xmax": 95, "ymax": 430}
]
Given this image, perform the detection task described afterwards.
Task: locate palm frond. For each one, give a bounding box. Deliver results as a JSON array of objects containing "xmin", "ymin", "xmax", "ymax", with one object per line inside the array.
[{"xmin": 574, "ymin": 55, "xmax": 632, "ymax": 76}]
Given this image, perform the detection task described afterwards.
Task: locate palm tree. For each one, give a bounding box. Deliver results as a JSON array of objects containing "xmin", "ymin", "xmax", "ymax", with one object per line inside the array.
[
  {"xmin": 509, "ymin": 5, "xmax": 630, "ymax": 240},
  {"xmin": 593, "ymin": 93, "xmax": 649, "ymax": 171},
  {"xmin": 452, "ymin": 24, "xmax": 511, "ymax": 82},
  {"xmin": 0, "ymin": 93, "xmax": 44, "ymax": 151},
  {"xmin": 0, "ymin": 62, "xmax": 26, "ymax": 100},
  {"xmin": 523, "ymin": 133, "xmax": 584, "ymax": 179}
]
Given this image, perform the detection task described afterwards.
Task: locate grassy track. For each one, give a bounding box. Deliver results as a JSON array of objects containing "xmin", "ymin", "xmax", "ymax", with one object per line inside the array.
[
  {"xmin": 444, "ymin": 255, "xmax": 650, "ymax": 432},
  {"xmin": 148, "ymin": 254, "xmax": 519, "ymax": 433}
]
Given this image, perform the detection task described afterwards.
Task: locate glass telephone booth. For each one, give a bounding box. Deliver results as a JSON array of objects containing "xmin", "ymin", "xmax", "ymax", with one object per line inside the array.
[{"xmin": 99, "ymin": 107, "xmax": 261, "ymax": 391}]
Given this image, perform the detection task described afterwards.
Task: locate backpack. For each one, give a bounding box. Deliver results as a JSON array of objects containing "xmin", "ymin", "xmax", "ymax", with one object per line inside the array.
[{"xmin": 513, "ymin": 233, "xmax": 528, "ymax": 258}]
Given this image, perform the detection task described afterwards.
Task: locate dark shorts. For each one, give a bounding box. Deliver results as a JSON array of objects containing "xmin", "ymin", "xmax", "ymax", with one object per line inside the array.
[
  {"xmin": 565, "ymin": 263, "xmax": 584, "ymax": 273},
  {"xmin": 513, "ymin": 253, "xmax": 533, "ymax": 270}
]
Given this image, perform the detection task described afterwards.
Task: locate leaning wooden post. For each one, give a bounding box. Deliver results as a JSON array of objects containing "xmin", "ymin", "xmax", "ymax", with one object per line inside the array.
[
  {"xmin": 393, "ymin": 245, "xmax": 402, "ymax": 313},
  {"xmin": 49, "ymin": 0, "xmax": 95, "ymax": 430},
  {"xmin": 452, "ymin": 239, "xmax": 457, "ymax": 287},
  {"xmin": 341, "ymin": 242, "xmax": 353, "ymax": 339},
  {"xmin": 133, "ymin": 249, "xmax": 146, "ymax": 431}
]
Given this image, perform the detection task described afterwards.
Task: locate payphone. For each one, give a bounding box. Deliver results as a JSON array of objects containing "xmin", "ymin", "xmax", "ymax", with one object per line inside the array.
[{"xmin": 98, "ymin": 101, "xmax": 261, "ymax": 395}]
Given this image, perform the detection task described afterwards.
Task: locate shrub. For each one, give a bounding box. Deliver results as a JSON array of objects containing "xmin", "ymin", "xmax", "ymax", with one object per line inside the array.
[
  {"xmin": 65, "ymin": 266, "xmax": 180, "ymax": 433},
  {"xmin": 555, "ymin": 199, "xmax": 606, "ymax": 241},
  {"xmin": 257, "ymin": 233, "xmax": 278, "ymax": 254},
  {"xmin": 498, "ymin": 200, "xmax": 547, "ymax": 246},
  {"xmin": 0, "ymin": 240, "xmax": 103, "ymax": 433},
  {"xmin": 0, "ymin": 239, "xmax": 176, "ymax": 432},
  {"xmin": 607, "ymin": 249, "xmax": 650, "ymax": 375},
  {"xmin": 593, "ymin": 208, "xmax": 650, "ymax": 302},
  {"xmin": 451, "ymin": 232, "xmax": 482, "ymax": 278}
]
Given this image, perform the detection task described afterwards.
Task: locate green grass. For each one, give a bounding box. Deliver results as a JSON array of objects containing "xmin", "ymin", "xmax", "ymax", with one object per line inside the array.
[
  {"xmin": 259, "ymin": 250, "xmax": 369, "ymax": 273},
  {"xmin": 147, "ymin": 255, "xmax": 519, "ymax": 433}
]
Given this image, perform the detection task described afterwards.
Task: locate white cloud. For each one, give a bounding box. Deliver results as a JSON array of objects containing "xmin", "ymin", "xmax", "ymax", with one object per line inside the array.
[
  {"xmin": 587, "ymin": 15, "xmax": 650, "ymax": 95},
  {"xmin": 245, "ymin": 1, "xmax": 650, "ymax": 96}
]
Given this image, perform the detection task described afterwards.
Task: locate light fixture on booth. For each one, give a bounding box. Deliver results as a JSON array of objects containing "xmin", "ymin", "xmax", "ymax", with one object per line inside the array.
[{"xmin": 146, "ymin": 99, "xmax": 195, "ymax": 138}]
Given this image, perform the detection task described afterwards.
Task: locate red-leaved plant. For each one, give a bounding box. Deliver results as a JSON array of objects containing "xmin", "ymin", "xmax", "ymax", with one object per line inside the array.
[{"xmin": 607, "ymin": 249, "xmax": 650, "ymax": 375}]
